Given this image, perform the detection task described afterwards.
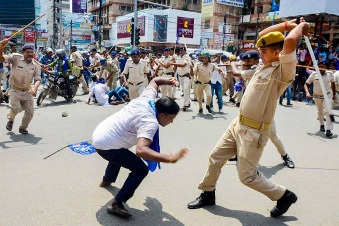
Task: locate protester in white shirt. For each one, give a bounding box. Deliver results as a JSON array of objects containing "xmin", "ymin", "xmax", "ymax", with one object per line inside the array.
[
  {"xmin": 210, "ymin": 61, "xmax": 224, "ymax": 112},
  {"xmin": 92, "ymin": 76, "xmax": 189, "ymax": 218}
]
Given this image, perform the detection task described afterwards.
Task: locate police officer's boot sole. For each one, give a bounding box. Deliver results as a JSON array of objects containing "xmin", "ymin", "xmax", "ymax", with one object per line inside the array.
[{"xmin": 270, "ymin": 190, "xmax": 297, "ymax": 217}]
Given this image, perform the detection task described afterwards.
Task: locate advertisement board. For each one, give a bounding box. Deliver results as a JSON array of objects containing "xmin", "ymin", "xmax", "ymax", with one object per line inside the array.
[
  {"xmin": 117, "ymin": 16, "xmax": 145, "ymax": 39},
  {"xmin": 177, "ymin": 17, "xmax": 194, "ymax": 39},
  {"xmin": 153, "ymin": 15, "xmax": 168, "ymax": 42},
  {"xmin": 216, "ymin": 0, "xmax": 244, "ymax": 8}
]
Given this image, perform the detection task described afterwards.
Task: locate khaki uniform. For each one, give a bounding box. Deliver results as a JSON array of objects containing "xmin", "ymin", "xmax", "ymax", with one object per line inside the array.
[
  {"xmin": 4, "ymin": 53, "xmax": 41, "ymax": 130},
  {"xmin": 176, "ymin": 54, "xmax": 191, "ymax": 107},
  {"xmin": 199, "ymin": 50, "xmax": 297, "ymax": 201},
  {"xmin": 306, "ymin": 71, "xmax": 334, "ymax": 131},
  {"xmin": 141, "ymin": 56, "xmax": 151, "ymax": 84},
  {"xmin": 171, "ymin": 54, "xmax": 178, "ymax": 98},
  {"xmin": 160, "ymin": 56, "xmax": 174, "ymax": 97},
  {"xmin": 71, "ymin": 51, "xmax": 88, "ymax": 93},
  {"xmin": 194, "ymin": 62, "xmax": 214, "ymax": 109},
  {"xmin": 192, "ymin": 59, "xmax": 200, "ymax": 100},
  {"xmin": 102, "ymin": 62, "xmax": 119, "ymax": 90},
  {"xmin": 123, "ymin": 59, "xmax": 148, "ymax": 99},
  {"xmin": 223, "ymin": 63, "xmax": 234, "ymax": 96}
]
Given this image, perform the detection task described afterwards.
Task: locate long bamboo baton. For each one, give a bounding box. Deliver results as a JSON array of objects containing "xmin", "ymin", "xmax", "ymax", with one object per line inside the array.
[
  {"xmin": 304, "ymin": 36, "xmax": 334, "ymax": 120},
  {"xmin": 296, "ymin": 64, "xmax": 336, "ymax": 72},
  {"xmin": 7, "ymin": 13, "xmax": 46, "ymax": 40}
]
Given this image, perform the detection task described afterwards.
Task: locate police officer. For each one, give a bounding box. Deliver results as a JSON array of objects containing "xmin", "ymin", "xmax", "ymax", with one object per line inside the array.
[
  {"xmin": 0, "ymin": 42, "xmax": 41, "ymax": 134},
  {"xmin": 140, "ymin": 49, "xmax": 151, "ymax": 83},
  {"xmin": 187, "ymin": 18, "xmax": 309, "ymax": 217},
  {"xmin": 70, "ymin": 46, "xmax": 89, "ymax": 95},
  {"xmin": 156, "ymin": 48, "xmax": 174, "ymax": 97},
  {"xmin": 99, "ymin": 58, "xmax": 119, "ymax": 90},
  {"xmin": 171, "ymin": 47, "xmax": 191, "ymax": 110},
  {"xmin": 193, "ymin": 51, "xmax": 222, "ymax": 113},
  {"xmin": 169, "ymin": 47, "xmax": 178, "ymax": 98},
  {"xmin": 304, "ymin": 61, "xmax": 336, "ymax": 138},
  {"xmin": 121, "ymin": 49, "xmax": 148, "ymax": 99}
]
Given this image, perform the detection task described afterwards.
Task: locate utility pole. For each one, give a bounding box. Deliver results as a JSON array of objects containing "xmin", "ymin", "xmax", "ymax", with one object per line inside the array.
[
  {"xmin": 70, "ymin": 20, "xmax": 73, "ymax": 48},
  {"xmin": 133, "ymin": 0, "xmax": 137, "ymax": 49},
  {"xmin": 254, "ymin": 0, "xmax": 262, "ymax": 44},
  {"xmin": 98, "ymin": 0, "xmax": 102, "ymax": 48},
  {"xmin": 222, "ymin": 13, "xmax": 226, "ymax": 51},
  {"xmin": 58, "ymin": 7, "xmax": 63, "ymax": 48},
  {"xmin": 52, "ymin": 0, "xmax": 58, "ymax": 49}
]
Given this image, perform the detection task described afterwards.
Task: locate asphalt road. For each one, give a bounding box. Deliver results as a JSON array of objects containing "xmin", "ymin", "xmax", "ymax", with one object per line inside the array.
[{"xmin": 1, "ymin": 88, "xmax": 339, "ymax": 226}]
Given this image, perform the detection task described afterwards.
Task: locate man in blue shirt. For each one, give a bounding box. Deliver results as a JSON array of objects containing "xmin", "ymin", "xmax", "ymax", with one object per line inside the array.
[{"xmin": 39, "ymin": 48, "xmax": 55, "ymax": 85}]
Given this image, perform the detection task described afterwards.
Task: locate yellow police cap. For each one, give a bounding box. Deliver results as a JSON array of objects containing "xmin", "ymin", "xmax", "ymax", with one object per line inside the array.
[
  {"xmin": 256, "ymin": 31, "xmax": 285, "ymax": 48},
  {"xmin": 229, "ymin": 55, "xmax": 236, "ymax": 61}
]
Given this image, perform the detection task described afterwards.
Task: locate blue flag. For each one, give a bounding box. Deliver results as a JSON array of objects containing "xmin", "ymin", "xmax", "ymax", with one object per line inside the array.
[
  {"xmin": 146, "ymin": 100, "xmax": 161, "ymax": 172},
  {"xmin": 68, "ymin": 141, "xmax": 96, "ymax": 155}
]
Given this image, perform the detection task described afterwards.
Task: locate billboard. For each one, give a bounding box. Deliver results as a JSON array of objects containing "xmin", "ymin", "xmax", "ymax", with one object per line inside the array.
[
  {"xmin": 117, "ymin": 16, "xmax": 146, "ymax": 39},
  {"xmin": 153, "ymin": 15, "xmax": 168, "ymax": 42},
  {"xmin": 216, "ymin": 0, "xmax": 244, "ymax": 8},
  {"xmin": 177, "ymin": 17, "xmax": 194, "ymax": 39},
  {"xmin": 71, "ymin": 0, "xmax": 87, "ymax": 13},
  {"xmin": 202, "ymin": 0, "xmax": 214, "ymax": 19}
]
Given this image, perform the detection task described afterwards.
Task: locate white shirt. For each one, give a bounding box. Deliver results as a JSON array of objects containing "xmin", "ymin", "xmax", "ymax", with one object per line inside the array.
[
  {"xmin": 211, "ymin": 63, "xmax": 223, "ymax": 84},
  {"xmin": 92, "ymin": 86, "xmax": 159, "ymax": 150},
  {"xmin": 89, "ymin": 83, "xmax": 110, "ymax": 106},
  {"xmin": 306, "ymin": 72, "xmax": 334, "ymax": 96}
]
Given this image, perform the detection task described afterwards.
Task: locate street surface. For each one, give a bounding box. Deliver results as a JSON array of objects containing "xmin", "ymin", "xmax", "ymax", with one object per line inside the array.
[{"xmin": 1, "ymin": 88, "xmax": 339, "ymax": 226}]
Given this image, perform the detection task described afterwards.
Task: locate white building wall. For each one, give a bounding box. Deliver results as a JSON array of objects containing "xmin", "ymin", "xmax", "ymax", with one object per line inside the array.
[{"xmin": 115, "ymin": 9, "xmax": 201, "ymax": 46}]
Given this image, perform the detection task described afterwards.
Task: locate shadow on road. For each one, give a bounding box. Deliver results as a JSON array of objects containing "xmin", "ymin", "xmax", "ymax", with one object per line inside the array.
[
  {"xmin": 0, "ymin": 132, "xmax": 43, "ymax": 149},
  {"xmin": 96, "ymin": 194, "xmax": 184, "ymax": 226},
  {"xmin": 307, "ymin": 132, "xmax": 338, "ymax": 141},
  {"xmin": 205, "ymin": 205, "xmax": 298, "ymax": 226},
  {"xmin": 259, "ymin": 164, "xmax": 285, "ymax": 179}
]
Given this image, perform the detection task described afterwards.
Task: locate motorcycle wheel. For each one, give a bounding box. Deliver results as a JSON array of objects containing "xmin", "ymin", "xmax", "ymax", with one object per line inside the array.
[{"xmin": 37, "ymin": 89, "xmax": 49, "ymax": 106}]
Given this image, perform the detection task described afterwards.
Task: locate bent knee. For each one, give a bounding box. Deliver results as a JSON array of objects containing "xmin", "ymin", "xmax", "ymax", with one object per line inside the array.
[{"xmin": 238, "ymin": 171, "xmax": 259, "ymax": 186}]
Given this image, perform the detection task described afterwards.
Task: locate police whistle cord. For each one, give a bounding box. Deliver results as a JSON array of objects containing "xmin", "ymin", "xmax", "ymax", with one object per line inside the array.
[
  {"xmin": 304, "ymin": 35, "xmax": 335, "ymax": 122},
  {"xmin": 8, "ymin": 13, "xmax": 46, "ymax": 40},
  {"xmin": 43, "ymin": 145, "xmax": 68, "ymax": 160}
]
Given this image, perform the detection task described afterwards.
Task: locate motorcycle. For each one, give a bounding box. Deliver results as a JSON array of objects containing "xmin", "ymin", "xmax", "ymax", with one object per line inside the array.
[{"xmin": 37, "ymin": 70, "xmax": 79, "ymax": 106}]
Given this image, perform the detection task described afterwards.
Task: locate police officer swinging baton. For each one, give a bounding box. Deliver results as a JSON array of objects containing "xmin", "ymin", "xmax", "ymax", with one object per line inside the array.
[{"xmin": 304, "ymin": 36, "xmax": 335, "ymax": 122}]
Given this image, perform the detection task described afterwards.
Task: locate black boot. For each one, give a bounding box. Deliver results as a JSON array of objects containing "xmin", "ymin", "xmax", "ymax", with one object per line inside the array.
[
  {"xmin": 320, "ymin": 125, "xmax": 325, "ymax": 132},
  {"xmin": 326, "ymin": 130, "xmax": 333, "ymax": 138},
  {"xmin": 282, "ymin": 154, "xmax": 295, "ymax": 168},
  {"xmin": 206, "ymin": 105, "xmax": 212, "ymax": 113},
  {"xmin": 270, "ymin": 190, "xmax": 297, "ymax": 217},
  {"xmin": 187, "ymin": 190, "xmax": 215, "ymax": 209},
  {"xmin": 228, "ymin": 155, "xmax": 237, "ymax": 161}
]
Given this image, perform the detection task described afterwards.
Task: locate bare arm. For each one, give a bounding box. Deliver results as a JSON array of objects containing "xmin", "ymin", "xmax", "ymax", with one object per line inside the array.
[
  {"xmin": 136, "ymin": 137, "xmax": 189, "ymax": 163},
  {"xmin": 304, "ymin": 82, "xmax": 311, "ymax": 98},
  {"xmin": 230, "ymin": 61, "xmax": 241, "ymax": 77},
  {"xmin": 148, "ymin": 76, "xmax": 179, "ymax": 91}
]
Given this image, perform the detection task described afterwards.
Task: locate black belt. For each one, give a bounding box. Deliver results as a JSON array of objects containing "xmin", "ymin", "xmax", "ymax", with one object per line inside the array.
[
  {"xmin": 165, "ymin": 72, "xmax": 174, "ymax": 75},
  {"xmin": 195, "ymin": 80, "xmax": 211, "ymax": 85},
  {"xmin": 129, "ymin": 81, "xmax": 143, "ymax": 86},
  {"xmin": 179, "ymin": 73, "xmax": 190, "ymax": 79}
]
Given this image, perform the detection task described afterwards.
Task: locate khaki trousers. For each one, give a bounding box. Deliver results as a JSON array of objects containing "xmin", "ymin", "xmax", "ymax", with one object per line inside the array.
[
  {"xmin": 222, "ymin": 77, "xmax": 228, "ymax": 95},
  {"xmin": 192, "ymin": 75, "xmax": 197, "ymax": 99},
  {"xmin": 7, "ymin": 89, "xmax": 34, "ymax": 130},
  {"xmin": 198, "ymin": 117, "xmax": 286, "ymax": 201},
  {"xmin": 128, "ymin": 83, "xmax": 145, "ymax": 100},
  {"xmin": 79, "ymin": 75, "xmax": 89, "ymax": 92},
  {"xmin": 160, "ymin": 74, "xmax": 173, "ymax": 97},
  {"xmin": 232, "ymin": 90, "xmax": 244, "ymax": 104},
  {"xmin": 269, "ymin": 120, "xmax": 286, "ymax": 156},
  {"xmin": 196, "ymin": 83, "xmax": 211, "ymax": 109},
  {"xmin": 226, "ymin": 76, "xmax": 234, "ymax": 96},
  {"xmin": 314, "ymin": 93, "xmax": 333, "ymax": 130},
  {"xmin": 106, "ymin": 75, "xmax": 117, "ymax": 90},
  {"xmin": 0, "ymin": 71, "xmax": 4, "ymax": 99},
  {"xmin": 179, "ymin": 76, "xmax": 191, "ymax": 107}
]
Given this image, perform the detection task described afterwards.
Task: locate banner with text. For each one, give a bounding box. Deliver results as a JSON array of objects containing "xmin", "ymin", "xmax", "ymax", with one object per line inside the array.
[
  {"xmin": 71, "ymin": 0, "xmax": 87, "ymax": 13},
  {"xmin": 202, "ymin": 0, "xmax": 214, "ymax": 18},
  {"xmin": 216, "ymin": 0, "xmax": 244, "ymax": 8},
  {"xmin": 153, "ymin": 15, "xmax": 168, "ymax": 42},
  {"xmin": 117, "ymin": 16, "xmax": 146, "ymax": 39},
  {"xmin": 177, "ymin": 17, "xmax": 194, "ymax": 39}
]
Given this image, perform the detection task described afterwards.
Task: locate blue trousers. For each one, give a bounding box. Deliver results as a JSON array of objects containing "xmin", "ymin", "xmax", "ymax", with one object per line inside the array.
[
  {"xmin": 96, "ymin": 148, "xmax": 149, "ymax": 203},
  {"xmin": 210, "ymin": 81, "xmax": 223, "ymax": 110},
  {"xmin": 279, "ymin": 85, "xmax": 291, "ymax": 104},
  {"xmin": 108, "ymin": 86, "xmax": 129, "ymax": 102}
]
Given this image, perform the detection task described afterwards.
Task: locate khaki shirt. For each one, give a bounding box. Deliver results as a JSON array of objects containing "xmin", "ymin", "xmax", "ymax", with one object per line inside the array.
[
  {"xmin": 123, "ymin": 59, "xmax": 148, "ymax": 83},
  {"xmin": 194, "ymin": 62, "xmax": 215, "ymax": 83},
  {"xmin": 176, "ymin": 54, "xmax": 190, "ymax": 76},
  {"xmin": 141, "ymin": 56, "xmax": 151, "ymax": 73},
  {"xmin": 4, "ymin": 53, "xmax": 41, "ymax": 89},
  {"xmin": 102, "ymin": 62, "xmax": 119, "ymax": 77},
  {"xmin": 161, "ymin": 56, "xmax": 174, "ymax": 74},
  {"xmin": 70, "ymin": 51, "xmax": 83, "ymax": 67},
  {"xmin": 306, "ymin": 71, "xmax": 334, "ymax": 96},
  {"xmin": 240, "ymin": 50, "xmax": 297, "ymax": 124}
]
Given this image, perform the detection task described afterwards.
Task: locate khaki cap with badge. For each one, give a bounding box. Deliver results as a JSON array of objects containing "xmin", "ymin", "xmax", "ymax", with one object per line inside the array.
[{"xmin": 256, "ymin": 31, "xmax": 285, "ymax": 48}]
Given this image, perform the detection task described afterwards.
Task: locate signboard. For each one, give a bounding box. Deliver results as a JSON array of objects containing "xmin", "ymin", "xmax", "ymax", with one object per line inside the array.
[
  {"xmin": 117, "ymin": 16, "xmax": 146, "ymax": 39},
  {"xmin": 224, "ymin": 34, "xmax": 234, "ymax": 42},
  {"xmin": 153, "ymin": 15, "xmax": 168, "ymax": 42},
  {"xmin": 216, "ymin": 0, "xmax": 244, "ymax": 8},
  {"xmin": 202, "ymin": 0, "xmax": 214, "ymax": 19},
  {"xmin": 71, "ymin": 0, "xmax": 87, "ymax": 13},
  {"xmin": 238, "ymin": 41, "xmax": 256, "ymax": 50},
  {"xmin": 214, "ymin": 32, "xmax": 223, "ymax": 44},
  {"xmin": 201, "ymin": 28, "xmax": 213, "ymax": 39},
  {"xmin": 266, "ymin": 11, "xmax": 280, "ymax": 20},
  {"xmin": 177, "ymin": 17, "xmax": 194, "ymax": 39},
  {"xmin": 25, "ymin": 30, "xmax": 35, "ymax": 43}
]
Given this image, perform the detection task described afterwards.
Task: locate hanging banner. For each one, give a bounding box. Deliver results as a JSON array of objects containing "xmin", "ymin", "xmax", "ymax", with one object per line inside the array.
[
  {"xmin": 25, "ymin": 30, "xmax": 36, "ymax": 43},
  {"xmin": 153, "ymin": 15, "xmax": 168, "ymax": 42},
  {"xmin": 216, "ymin": 0, "xmax": 244, "ymax": 8},
  {"xmin": 202, "ymin": 0, "xmax": 214, "ymax": 19},
  {"xmin": 177, "ymin": 17, "xmax": 194, "ymax": 39},
  {"xmin": 117, "ymin": 16, "xmax": 146, "ymax": 39}
]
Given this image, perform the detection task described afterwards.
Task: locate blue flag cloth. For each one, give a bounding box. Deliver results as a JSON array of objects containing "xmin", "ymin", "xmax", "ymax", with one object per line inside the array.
[
  {"xmin": 234, "ymin": 81, "xmax": 243, "ymax": 92},
  {"xmin": 68, "ymin": 141, "xmax": 96, "ymax": 155},
  {"xmin": 146, "ymin": 100, "xmax": 161, "ymax": 172}
]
